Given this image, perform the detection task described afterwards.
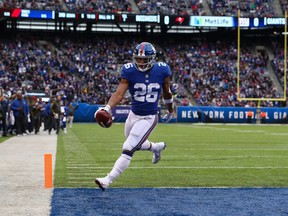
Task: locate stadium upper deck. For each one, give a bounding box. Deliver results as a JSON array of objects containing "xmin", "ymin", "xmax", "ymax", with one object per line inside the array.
[{"xmin": 0, "ymin": 0, "xmax": 284, "ymax": 17}]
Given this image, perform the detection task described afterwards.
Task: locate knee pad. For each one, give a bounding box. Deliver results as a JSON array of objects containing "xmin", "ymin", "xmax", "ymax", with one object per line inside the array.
[{"xmin": 122, "ymin": 149, "xmax": 134, "ymax": 157}]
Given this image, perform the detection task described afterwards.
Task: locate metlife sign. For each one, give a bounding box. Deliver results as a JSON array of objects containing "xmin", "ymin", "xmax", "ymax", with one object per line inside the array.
[
  {"xmin": 189, "ymin": 16, "xmax": 287, "ymax": 28},
  {"xmin": 190, "ymin": 16, "xmax": 234, "ymax": 27}
]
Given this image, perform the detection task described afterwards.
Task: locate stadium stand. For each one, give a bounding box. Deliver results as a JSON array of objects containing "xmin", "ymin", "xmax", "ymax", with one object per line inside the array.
[
  {"xmin": 65, "ymin": 0, "xmax": 132, "ymax": 13},
  {"xmin": 208, "ymin": 0, "xmax": 275, "ymax": 17},
  {"xmin": 1, "ymin": 0, "xmax": 283, "ymax": 17},
  {"xmin": 270, "ymin": 40, "xmax": 288, "ymax": 102},
  {"xmin": 0, "ymin": 33, "xmax": 284, "ymax": 107},
  {"xmin": 0, "ymin": 0, "xmax": 62, "ymax": 10},
  {"xmin": 280, "ymin": 0, "xmax": 288, "ymax": 13},
  {"xmin": 0, "ymin": 0, "xmax": 133, "ymax": 13},
  {"xmin": 136, "ymin": 0, "xmax": 206, "ymax": 15}
]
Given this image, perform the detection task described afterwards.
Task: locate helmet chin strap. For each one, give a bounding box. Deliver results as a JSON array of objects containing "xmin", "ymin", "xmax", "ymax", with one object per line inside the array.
[
  {"xmin": 137, "ymin": 63, "xmax": 152, "ymax": 72},
  {"xmin": 135, "ymin": 64, "xmax": 147, "ymax": 72},
  {"xmin": 137, "ymin": 62, "xmax": 154, "ymax": 72}
]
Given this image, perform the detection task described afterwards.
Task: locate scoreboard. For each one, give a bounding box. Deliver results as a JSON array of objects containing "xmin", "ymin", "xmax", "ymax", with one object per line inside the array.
[{"xmin": 0, "ymin": 8, "xmax": 287, "ymax": 28}]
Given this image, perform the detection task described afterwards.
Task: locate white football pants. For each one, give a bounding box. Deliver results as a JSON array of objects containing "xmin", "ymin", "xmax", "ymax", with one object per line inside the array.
[{"xmin": 123, "ymin": 111, "xmax": 159, "ymax": 154}]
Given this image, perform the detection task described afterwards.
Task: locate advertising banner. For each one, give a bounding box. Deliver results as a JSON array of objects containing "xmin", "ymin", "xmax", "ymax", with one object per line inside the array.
[
  {"xmin": 177, "ymin": 106, "xmax": 288, "ymax": 124},
  {"xmin": 73, "ymin": 104, "xmax": 288, "ymax": 124}
]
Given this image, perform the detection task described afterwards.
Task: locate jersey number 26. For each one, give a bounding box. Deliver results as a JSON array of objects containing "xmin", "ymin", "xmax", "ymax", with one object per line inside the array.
[{"xmin": 134, "ymin": 83, "xmax": 160, "ymax": 103}]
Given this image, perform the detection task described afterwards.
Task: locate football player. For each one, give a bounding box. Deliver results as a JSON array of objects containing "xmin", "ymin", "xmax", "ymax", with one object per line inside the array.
[{"xmin": 95, "ymin": 42, "xmax": 174, "ymax": 191}]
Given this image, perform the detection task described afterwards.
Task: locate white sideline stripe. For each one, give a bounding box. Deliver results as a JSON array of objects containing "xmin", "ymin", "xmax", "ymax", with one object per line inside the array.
[{"xmin": 66, "ymin": 166, "xmax": 288, "ymax": 169}]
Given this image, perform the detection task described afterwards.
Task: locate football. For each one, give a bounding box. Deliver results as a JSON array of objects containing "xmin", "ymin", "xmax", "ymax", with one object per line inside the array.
[{"xmin": 95, "ymin": 110, "xmax": 113, "ymax": 128}]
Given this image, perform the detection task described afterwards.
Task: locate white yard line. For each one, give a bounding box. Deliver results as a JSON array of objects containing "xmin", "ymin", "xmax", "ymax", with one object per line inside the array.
[{"xmin": 65, "ymin": 166, "xmax": 288, "ymax": 169}]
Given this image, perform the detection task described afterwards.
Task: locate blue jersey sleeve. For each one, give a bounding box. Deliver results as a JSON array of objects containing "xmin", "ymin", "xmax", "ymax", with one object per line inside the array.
[
  {"xmin": 159, "ymin": 62, "xmax": 172, "ymax": 79},
  {"xmin": 120, "ymin": 63, "xmax": 135, "ymax": 81}
]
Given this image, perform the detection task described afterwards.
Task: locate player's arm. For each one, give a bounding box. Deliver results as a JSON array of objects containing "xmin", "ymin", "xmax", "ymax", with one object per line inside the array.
[
  {"xmin": 107, "ymin": 78, "xmax": 129, "ymax": 109},
  {"xmin": 95, "ymin": 78, "xmax": 129, "ymax": 116},
  {"xmin": 162, "ymin": 76, "xmax": 174, "ymax": 114}
]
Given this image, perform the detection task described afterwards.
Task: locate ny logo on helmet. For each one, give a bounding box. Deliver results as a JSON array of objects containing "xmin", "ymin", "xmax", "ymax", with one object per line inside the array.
[{"xmin": 138, "ymin": 49, "xmax": 145, "ymax": 56}]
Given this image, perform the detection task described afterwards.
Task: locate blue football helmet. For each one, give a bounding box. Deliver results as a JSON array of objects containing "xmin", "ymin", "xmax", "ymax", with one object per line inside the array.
[{"xmin": 133, "ymin": 42, "xmax": 156, "ymax": 72}]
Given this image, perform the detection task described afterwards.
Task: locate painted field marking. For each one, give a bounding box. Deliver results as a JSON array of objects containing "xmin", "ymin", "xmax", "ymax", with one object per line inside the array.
[
  {"xmin": 65, "ymin": 164, "xmax": 99, "ymax": 166},
  {"xmin": 65, "ymin": 166, "xmax": 288, "ymax": 169},
  {"xmin": 64, "ymin": 156, "xmax": 288, "ymax": 163},
  {"xmin": 67, "ymin": 172, "xmax": 107, "ymax": 176},
  {"xmin": 67, "ymin": 181, "xmax": 96, "ymax": 184},
  {"xmin": 171, "ymin": 149, "xmax": 288, "ymax": 151},
  {"xmin": 68, "ymin": 177, "xmax": 96, "ymax": 180},
  {"xmin": 67, "ymin": 172, "xmax": 102, "ymax": 174}
]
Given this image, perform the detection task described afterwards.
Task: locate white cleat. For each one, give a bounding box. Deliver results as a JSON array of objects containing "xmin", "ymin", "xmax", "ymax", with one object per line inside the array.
[
  {"xmin": 95, "ymin": 177, "xmax": 111, "ymax": 191},
  {"xmin": 152, "ymin": 142, "xmax": 166, "ymax": 164}
]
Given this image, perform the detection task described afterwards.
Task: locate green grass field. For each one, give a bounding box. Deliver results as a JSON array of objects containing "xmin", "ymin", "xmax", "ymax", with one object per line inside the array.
[{"xmin": 54, "ymin": 123, "xmax": 288, "ymax": 188}]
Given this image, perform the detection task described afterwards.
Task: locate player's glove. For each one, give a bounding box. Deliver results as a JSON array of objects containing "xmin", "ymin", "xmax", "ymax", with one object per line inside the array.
[
  {"xmin": 94, "ymin": 105, "xmax": 112, "ymax": 118},
  {"xmin": 162, "ymin": 111, "xmax": 174, "ymax": 123}
]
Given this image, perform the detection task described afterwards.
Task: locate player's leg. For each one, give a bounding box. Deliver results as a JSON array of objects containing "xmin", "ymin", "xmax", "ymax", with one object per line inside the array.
[
  {"xmin": 124, "ymin": 110, "xmax": 135, "ymax": 138},
  {"xmin": 95, "ymin": 112, "xmax": 157, "ymax": 190},
  {"xmin": 138, "ymin": 114, "xmax": 166, "ymax": 164},
  {"xmin": 140, "ymin": 140, "xmax": 166, "ymax": 164},
  {"xmin": 124, "ymin": 113, "xmax": 165, "ymax": 165}
]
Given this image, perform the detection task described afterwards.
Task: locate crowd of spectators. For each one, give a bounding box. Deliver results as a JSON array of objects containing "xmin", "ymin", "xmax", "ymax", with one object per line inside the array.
[
  {"xmin": 0, "ymin": 34, "xmax": 284, "ymax": 108},
  {"xmin": 0, "ymin": 0, "xmax": 204, "ymax": 15},
  {"xmin": 161, "ymin": 37, "xmax": 281, "ymax": 107},
  {"xmin": 52, "ymin": 36, "xmax": 136, "ymax": 104},
  {"xmin": 136, "ymin": 0, "xmax": 206, "ymax": 15},
  {"xmin": 0, "ymin": 0, "xmax": 132, "ymax": 13},
  {"xmin": 270, "ymin": 40, "xmax": 288, "ymax": 101},
  {"xmin": 0, "ymin": 38, "xmax": 76, "ymax": 100},
  {"xmin": 1, "ymin": 0, "xmax": 280, "ymax": 17},
  {"xmin": 280, "ymin": 0, "xmax": 288, "ymax": 14},
  {"xmin": 65, "ymin": 0, "xmax": 132, "ymax": 13},
  {"xmin": 0, "ymin": 0, "xmax": 62, "ymax": 11},
  {"xmin": 208, "ymin": 0, "xmax": 275, "ymax": 17}
]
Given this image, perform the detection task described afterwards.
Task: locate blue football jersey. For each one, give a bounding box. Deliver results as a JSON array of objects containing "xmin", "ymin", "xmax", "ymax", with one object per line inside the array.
[{"xmin": 121, "ymin": 62, "xmax": 171, "ymax": 116}]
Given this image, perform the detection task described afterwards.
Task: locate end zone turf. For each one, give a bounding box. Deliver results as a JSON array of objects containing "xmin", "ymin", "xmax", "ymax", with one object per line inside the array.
[{"xmin": 50, "ymin": 188, "xmax": 288, "ymax": 216}]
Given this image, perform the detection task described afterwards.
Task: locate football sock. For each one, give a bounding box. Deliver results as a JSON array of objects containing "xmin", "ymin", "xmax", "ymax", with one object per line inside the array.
[
  {"xmin": 140, "ymin": 140, "xmax": 157, "ymax": 152},
  {"xmin": 108, "ymin": 154, "xmax": 131, "ymax": 181}
]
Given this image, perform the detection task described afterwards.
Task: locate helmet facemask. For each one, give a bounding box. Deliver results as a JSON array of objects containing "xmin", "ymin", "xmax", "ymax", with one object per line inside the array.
[
  {"xmin": 133, "ymin": 42, "xmax": 156, "ymax": 72},
  {"xmin": 133, "ymin": 55, "xmax": 156, "ymax": 72}
]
